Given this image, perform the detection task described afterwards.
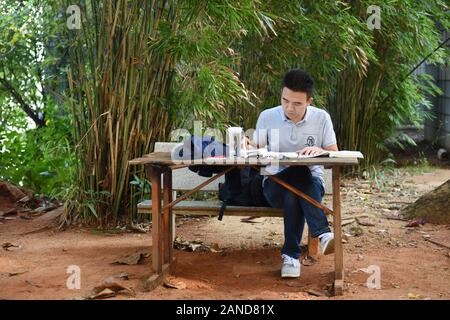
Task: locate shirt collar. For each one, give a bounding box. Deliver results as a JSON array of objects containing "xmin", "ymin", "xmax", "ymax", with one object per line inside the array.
[{"xmin": 279, "ymin": 105, "xmax": 311, "ymax": 124}]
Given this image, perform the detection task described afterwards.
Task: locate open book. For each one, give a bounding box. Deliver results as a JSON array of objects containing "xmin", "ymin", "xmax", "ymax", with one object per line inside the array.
[{"xmin": 242, "ymin": 148, "xmax": 363, "ymax": 159}]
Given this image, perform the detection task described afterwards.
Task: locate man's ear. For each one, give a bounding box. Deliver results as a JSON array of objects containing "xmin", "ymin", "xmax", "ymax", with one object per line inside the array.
[{"xmin": 307, "ymin": 96, "xmax": 313, "ymax": 105}]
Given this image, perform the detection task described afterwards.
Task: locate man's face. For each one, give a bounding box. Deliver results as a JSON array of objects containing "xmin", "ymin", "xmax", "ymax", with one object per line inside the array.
[{"xmin": 281, "ymin": 87, "xmax": 312, "ymax": 122}]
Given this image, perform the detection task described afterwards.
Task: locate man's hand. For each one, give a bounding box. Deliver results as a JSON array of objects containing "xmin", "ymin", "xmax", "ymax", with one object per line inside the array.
[
  {"xmin": 242, "ymin": 136, "xmax": 256, "ymax": 149},
  {"xmin": 297, "ymin": 146, "xmax": 324, "ymax": 156}
]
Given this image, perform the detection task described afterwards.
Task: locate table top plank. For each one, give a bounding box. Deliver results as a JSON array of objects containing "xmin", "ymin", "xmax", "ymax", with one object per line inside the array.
[{"xmin": 129, "ymin": 152, "xmax": 360, "ymax": 166}]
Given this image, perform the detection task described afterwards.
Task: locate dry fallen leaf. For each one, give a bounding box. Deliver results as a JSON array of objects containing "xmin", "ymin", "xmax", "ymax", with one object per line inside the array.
[
  {"xmin": 19, "ymin": 213, "xmax": 32, "ymax": 220},
  {"xmin": 8, "ymin": 270, "xmax": 28, "ymax": 277},
  {"xmin": 209, "ymin": 243, "xmax": 222, "ymax": 253},
  {"xmin": 87, "ymin": 276, "xmax": 135, "ymax": 299},
  {"xmin": 342, "ymin": 218, "xmax": 356, "ymax": 226},
  {"xmin": 305, "ymin": 288, "xmax": 327, "ymax": 297},
  {"xmin": 111, "ymin": 253, "xmax": 146, "ymax": 265},
  {"xmin": 2, "ymin": 242, "xmax": 21, "ymax": 251},
  {"xmin": 240, "ymin": 216, "xmax": 262, "ymax": 223},
  {"xmin": 17, "ymin": 195, "xmax": 33, "ymax": 204},
  {"xmin": 174, "ymin": 238, "xmax": 209, "ymax": 252},
  {"xmin": 25, "ymin": 280, "xmax": 41, "ymax": 288},
  {"xmin": 189, "ymin": 243, "xmax": 203, "ymax": 252},
  {"xmin": 356, "ymin": 217, "xmax": 375, "ymax": 226},
  {"xmin": 302, "ymin": 256, "xmax": 317, "ymax": 266},
  {"xmin": 407, "ymin": 293, "xmax": 422, "ymax": 300},
  {"xmin": 117, "ymin": 272, "xmax": 129, "ymax": 280},
  {"xmin": 89, "ymin": 288, "xmax": 116, "ymax": 300},
  {"xmin": 163, "ymin": 276, "xmax": 187, "ymax": 290},
  {"xmin": 0, "ymin": 208, "xmax": 17, "ymax": 217},
  {"xmin": 129, "ymin": 222, "xmax": 150, "ymax": 233}
]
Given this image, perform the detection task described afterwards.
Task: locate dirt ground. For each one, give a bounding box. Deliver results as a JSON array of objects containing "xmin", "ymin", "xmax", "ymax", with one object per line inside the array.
[{"xmin": 1, "ymin": 167, "xmax": 450, "ymax": 300}]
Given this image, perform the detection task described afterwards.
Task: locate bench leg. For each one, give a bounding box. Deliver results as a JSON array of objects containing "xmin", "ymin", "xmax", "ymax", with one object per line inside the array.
[
  {"xmin": 172, "ymin": 212, "xmax": 176, "ymax": 242},
  {"xmin": 163, "ymin": 170, "xmax": 174, "ymax": 263},
  {"xmin": 307, "ymin": 231, "xmax": 319, "ymax": 257},
  {"xmin": 332, "ymin": 166, "xmax": 344, "ymax": 296},
  {"xmin": 172, "ymin": 191, "xmax": 176, "ymax": 242}
]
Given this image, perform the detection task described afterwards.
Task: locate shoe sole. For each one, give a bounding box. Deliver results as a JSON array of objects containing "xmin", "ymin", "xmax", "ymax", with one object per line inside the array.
[
  {"xmin": 323, "ymin": 238, "xmax": 335, "ymax": 255},
  {"xmin": 281, "ymin": 273, "xmax": 300, "ymax": 278}
]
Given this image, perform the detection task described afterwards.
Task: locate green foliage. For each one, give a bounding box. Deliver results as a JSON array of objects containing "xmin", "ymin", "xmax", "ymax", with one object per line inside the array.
[
  {"xmin": 0, "ymin": 0, "xmax": 73, "ymax": 196},
  {"xmin": 1, "ymin": 0, "xmax": 448, "ymax": 226},
  {"xmin": 159, "ymin": 0, "xmax": 276, "ymax": 128},
  {"xmin": 328, "ymin": 0, "xmax": 449, "ymax": 166},
  {"xmin": 0, "ymin": 0, "xmax": 67, "ymax": 127},
  {"xmin": 0, "ymin": 105, "xmax": 75, "ymax": 196},
  {"xmin": 232, "ymin": 0, "xmax": 449, "ymax": 169},
  {"xmin": 64, "ymin": 0, "xmax": 279, "ymax": 225}
]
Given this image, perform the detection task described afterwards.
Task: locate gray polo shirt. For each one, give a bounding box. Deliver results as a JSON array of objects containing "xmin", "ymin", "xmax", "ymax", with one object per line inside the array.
[{"xmin": 253, "ymin": 105, "xmax": 337, "ymax": 185}]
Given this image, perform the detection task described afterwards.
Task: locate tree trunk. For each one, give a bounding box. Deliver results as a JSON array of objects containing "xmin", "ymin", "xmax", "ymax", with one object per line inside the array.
[
  {"xmin": 401, "ymin": 179, "xmax": 450, "ymax": 224},
  {"xmin": 0, "ymin": 78, "xmax": 46, "ymax": 128}
]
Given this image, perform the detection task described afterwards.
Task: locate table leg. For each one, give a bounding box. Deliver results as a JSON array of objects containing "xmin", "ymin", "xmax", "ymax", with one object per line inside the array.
[
  {"xmin": 332, "ymin": 165, "xmax": 344, "ymax": 296},
  {"xmin": 145, "ymin": 165, "xmax": 167, "ymax": 290}
]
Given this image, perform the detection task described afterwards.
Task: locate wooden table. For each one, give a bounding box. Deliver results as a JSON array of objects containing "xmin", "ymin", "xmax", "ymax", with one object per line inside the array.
[{"xmin": 129, "ymin": 152, "xmax": 359, "ymax": 295}]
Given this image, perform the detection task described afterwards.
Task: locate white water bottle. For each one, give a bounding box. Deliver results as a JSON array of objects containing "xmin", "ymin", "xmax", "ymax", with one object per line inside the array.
[{"xmin": 227, "ymin": 127, "xmax": 243, "ymax": 157}]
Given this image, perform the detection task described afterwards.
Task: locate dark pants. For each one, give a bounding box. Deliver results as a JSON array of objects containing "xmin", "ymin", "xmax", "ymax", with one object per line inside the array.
[{"xmin": 263, "ymin": 166, "xmax": 331, "ymax": 259}]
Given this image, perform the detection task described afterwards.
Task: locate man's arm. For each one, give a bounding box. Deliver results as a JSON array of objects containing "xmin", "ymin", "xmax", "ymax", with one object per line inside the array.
[
  {"xmin": 298, "ymin": 113, "xmax": 337, "ymax": 155},
  {"xmin": 324, "ymin": 144, "xmax": 338, "ymax": 151},
  {"xmin": 244, "ymin": 112, "xmax": 267, "ymax": 149}
]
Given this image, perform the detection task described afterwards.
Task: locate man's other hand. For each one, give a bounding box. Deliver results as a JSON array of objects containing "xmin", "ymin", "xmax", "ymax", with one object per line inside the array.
[{"xmin": 297, "ymin": 146, "xmax": 323, "ymax": 156}]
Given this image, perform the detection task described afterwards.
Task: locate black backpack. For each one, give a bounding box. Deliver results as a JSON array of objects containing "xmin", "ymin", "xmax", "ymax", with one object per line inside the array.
[
  {"xmin": 174, "ymin": 136, "xmax": 268, "ymax": 220},
  {"xmin": 217, "ymin": 167, "xmax": 268, "ymax": 220}
]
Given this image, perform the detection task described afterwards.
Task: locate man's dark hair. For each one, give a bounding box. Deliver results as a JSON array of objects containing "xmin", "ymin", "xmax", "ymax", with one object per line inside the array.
[{"xmin": 281, "ymin": 69, "xmax": 314, "ymax": 97}]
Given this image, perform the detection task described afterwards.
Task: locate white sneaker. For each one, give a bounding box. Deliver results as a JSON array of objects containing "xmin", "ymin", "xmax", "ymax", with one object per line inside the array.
[
  {"xmin": 319, "ymin": 232, "xmax": 335, "ymax": 255},
  {"xmin": 281, "ymin": 254, "xmax": 301, "ymax": 278}
]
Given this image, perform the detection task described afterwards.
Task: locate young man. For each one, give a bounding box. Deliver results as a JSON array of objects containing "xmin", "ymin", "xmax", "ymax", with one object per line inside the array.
[{"xmin": 250, "ymin": 69, "xmax": 338, "ymax": 278}]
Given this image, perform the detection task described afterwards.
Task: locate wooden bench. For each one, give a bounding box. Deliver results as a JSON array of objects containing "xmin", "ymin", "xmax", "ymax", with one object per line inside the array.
[{"xmin": 137, "ymin": 142, "xmax": 334, "ymax": 256}]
